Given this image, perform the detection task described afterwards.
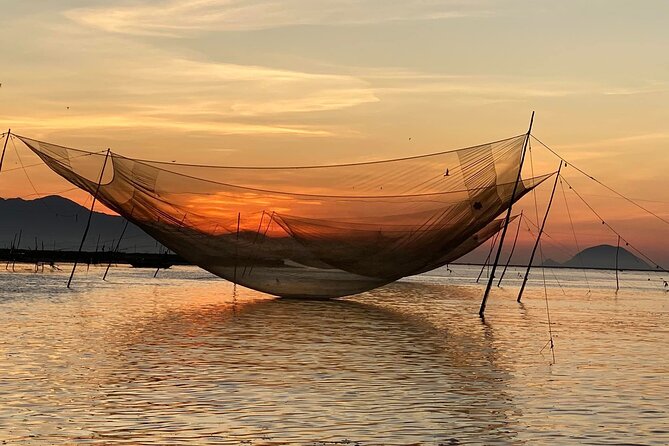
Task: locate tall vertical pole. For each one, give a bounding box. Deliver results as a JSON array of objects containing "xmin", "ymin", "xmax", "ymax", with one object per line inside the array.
[
  {"xmin": 67, "ymin": 149, "xmax": 111, "ymax": 288},
  {"xmin": 103, "ymin": 219, "xmax": 129, "ymax": 281},
  {"xmin": 476, "ymin": 232, "xmax": 499, "ymax": 283},
  {"xmin": 615, "ymin": 235, "xmax": 621, "ymax": 291},
  {"xmin": 0, "ymin": 129, "xmax": 11, "ymax": 173},
  {"xmin": 479, "ymin": 112, "xmax": 534, "ymax": 318},
  {"xmin": 233, "ymin": 212, "xmax": 241, "ymax": 285},
  {"xmin": 517, "ymin": 161, "xmax": 563, "ymax": 303},
  {"xmin": 497, "ymin": 211, "xmax": 523, "ymax": 286}
]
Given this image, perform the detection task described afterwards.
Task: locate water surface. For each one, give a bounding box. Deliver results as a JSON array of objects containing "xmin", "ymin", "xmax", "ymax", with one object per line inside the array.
[{"xmin": 1, "ymin": 264, "xmax": 667, "ymax": 444}]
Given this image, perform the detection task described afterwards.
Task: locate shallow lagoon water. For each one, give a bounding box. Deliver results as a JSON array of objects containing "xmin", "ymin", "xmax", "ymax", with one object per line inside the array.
[{"xmin": 0, "ymin": 264, "xmax": 667, "ymax": 445}]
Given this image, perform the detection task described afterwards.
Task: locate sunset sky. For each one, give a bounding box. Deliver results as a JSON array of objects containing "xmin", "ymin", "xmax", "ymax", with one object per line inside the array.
[{"xmin": 1, "ymin": 0, "xmax": 668, "ymax": 264}]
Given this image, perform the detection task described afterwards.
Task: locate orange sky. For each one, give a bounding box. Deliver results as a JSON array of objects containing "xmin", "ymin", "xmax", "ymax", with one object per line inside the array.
[{"xmin": 1, "ymin": 0, "xmax": 668, "ymax": 265}]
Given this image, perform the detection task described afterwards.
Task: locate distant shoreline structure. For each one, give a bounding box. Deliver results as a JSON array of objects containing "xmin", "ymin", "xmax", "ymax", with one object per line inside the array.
[
  {"xmin": 0, "ymin": 248, "xmax": 186, "ymax": 269},
  {"xmin": 449, "ymin": 262, "xmax": 662, "ymax": 273},
  {"xmin": 0, "ymin": 249, "xmax": 662, "ymax": 273}
]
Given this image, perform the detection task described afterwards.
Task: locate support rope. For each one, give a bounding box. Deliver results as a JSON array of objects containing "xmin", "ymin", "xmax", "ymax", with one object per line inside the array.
[
  {"xmin": 560, "ymin": 176, "xmax": 669, "ymax": 274},
  {"xmin": 532, "ymin": 135, "xmax": 669, "ymax": 228},
  {"xmin": 559, "ymin": 175, "xmax": 591, "ymax": 293}
]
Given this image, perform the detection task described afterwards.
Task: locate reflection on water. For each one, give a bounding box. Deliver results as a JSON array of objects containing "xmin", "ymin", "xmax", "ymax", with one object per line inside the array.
[{"xmin": 0, "ymin": 265, "xmax": 667, "ymax": 444}]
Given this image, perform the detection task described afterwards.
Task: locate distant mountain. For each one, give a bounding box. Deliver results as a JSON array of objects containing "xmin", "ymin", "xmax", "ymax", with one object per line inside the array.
[
  {"xmin": 0, "ymin": 196, "xmax": 162, "ymax": 253},
  {"xmin": 541, "ymin": 258, "xmax": 562, "ymax": 267},
  {"xmin": 542, "ymin": 244, "xmax": 651, "ymax": 270}
]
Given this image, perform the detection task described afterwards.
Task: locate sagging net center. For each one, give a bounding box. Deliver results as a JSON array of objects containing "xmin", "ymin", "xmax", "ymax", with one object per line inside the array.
[{"xmin": 17, "ymin": 134, "xmax": 549, "ymax": 298}]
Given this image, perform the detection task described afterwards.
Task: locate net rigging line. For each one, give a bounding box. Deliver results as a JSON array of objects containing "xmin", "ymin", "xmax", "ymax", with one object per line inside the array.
[
  {"xmin": 528, "ymin": 141, "xmax": 557, "ymax": 361},
  {"xmin": 521, "ymin": 217, "xmax": 566, "ymax": 295},
  {"xmin": 532, "ymin": 135, "xmax": 669, "ymax": 228},
  {"xmin": 535, "ymin": 229, "xmax": 557, "ymax": 364},
  {"xmin": 9, "ymin": 135, "xmax": 55, "ymax": 214},
  {"xmin": 560, "ymin": 175, "xmax": 669, "ymax": 275},
  {"xmin": 522, "ymin": 215, "xmax": 584, "ymax": 261},
  {"xmin": 558, "ymin": 175, "xmax": 591, "ymax": 293},
  {"xmin": 0, "ymin": 147, "xmax": 108, "ymax": 174}
]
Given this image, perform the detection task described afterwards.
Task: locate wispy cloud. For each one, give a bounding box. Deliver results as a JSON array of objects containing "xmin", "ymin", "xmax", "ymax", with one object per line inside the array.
[
  {"xmin": 66, "ymin": 0, "xmax": 489, "ymax": 36},
  {"xmin": 359, "ymin": 69, "xmax": 665, "ymax": 101},
  {"xmin": 555, "ymin": 133, "xmax": 669, "ymax": 150},
  {"xmin": 0, "ymin": 30, "xmax": 378, "ymax": 136},
  {"xmin": 1, "ymin": 113, "xmax": 333, "ymax": 136}
]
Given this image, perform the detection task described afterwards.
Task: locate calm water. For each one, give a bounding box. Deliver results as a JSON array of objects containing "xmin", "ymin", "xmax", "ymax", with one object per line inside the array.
[{"xmin": 0, "ymin": 264, "xmax": 667, "ymax": 445}]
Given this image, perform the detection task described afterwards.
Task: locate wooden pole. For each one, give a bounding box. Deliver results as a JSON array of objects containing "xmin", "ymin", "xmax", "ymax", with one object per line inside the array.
[
  {"xmin": 479, "ymin": 112, "xmax": 534, "ymax": 318},
  {"xmin": 153, "ymin": 247, "xmax": 166, "ymax": 278},
  {"xmin": 67, "ymin": 149, "xmax": 111, "ymax": 288},
  {"xmin": 615, "ymin": 235, "xmax": 621, "ymax": 291},
  {"xmin": 233, "ymin": 212, "xmax": 241, "ymax": 285},
  {"xmin": 0, "ymin": 129, "xmax": 11, "ymax": 174},
  {"xmin": 103, "ymin": 219, "xmax": 129, "ymax": 281},
  {"xmin": 497, "ymin": 211, "xmax": 523, "ymax": 286},
  {"xmin": 13, "ymin": 229, "xmax": 22, "ymax": 272},
  {"xmin": 476, "ymin": 232, "xmax": 499, "ymax": 283},
  {"xmin": 517, "ymin": 161, "xmax": 563, "ymax": 303}
]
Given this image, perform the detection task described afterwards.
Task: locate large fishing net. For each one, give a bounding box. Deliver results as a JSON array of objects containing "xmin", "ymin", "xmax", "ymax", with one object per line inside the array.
[{"xmin": 17, "ymin": 134, "xmax": 549, "ymax": 298}]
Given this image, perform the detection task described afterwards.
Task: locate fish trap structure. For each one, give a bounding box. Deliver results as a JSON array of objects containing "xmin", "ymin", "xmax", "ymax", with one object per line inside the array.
[{"xmin": 13, "ymin": 129, "xmax": 550, "ymax": 299}]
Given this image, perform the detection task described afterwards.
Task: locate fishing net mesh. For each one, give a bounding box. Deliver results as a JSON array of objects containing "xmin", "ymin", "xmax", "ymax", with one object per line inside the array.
[{"xmin": 17, "ymin": 134, "xmax": 549, "ymax": 298}]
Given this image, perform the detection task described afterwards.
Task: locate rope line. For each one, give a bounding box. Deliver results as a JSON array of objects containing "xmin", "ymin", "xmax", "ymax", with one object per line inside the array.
[
  {"xmin": 560, "ymin": 175, "xmax": 669, "ymax": 274},
  {"xmin": 559, "ymin": 176, "xmax": 591, "ymax": 292},
  {"xmin": 532, "ymin": 135, "xmax": 669, "ymax": 228}
]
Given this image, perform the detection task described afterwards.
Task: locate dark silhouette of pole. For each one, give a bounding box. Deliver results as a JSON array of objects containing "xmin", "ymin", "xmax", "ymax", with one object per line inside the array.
[
  {"xmin": 497, "ymin": 211, "xmax": 523, "ymax": 286},
  {"xmin": 233, "ymin": 212, "xmax": 241, "ymax": 285},
  {"xmin": 615, "ymin": 235, "xmax": 621, "ymax": 291},
  {"xmin": 67, "ymin": 149, "xmax": 111, "ymax": 288},
  {"xmin": 476, "ymin": 232, "xmax": 499, "ymax": 283},
  {"xmin": 0, "ymin": 129, "xmax": 10, "ymax": 173},
  {"xmin": 103, "ymin": 219, "xmax": 129, "ymax": 281},
  {"xmin": 517, "ymin": 162, "xmax": 563, "ymax": 303},
  {"xmin": 479, "ymin": 112, "xmax": 534, "ymax": 318}
]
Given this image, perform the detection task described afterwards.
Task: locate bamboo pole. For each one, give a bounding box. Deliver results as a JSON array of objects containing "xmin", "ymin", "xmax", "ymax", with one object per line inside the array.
[
  {"xmin": 479, "ymin": 112, "xmax": 534, "ymax": 318},
  {"xmin": 517, "ymin": 162, "xmax": 563, "ymax": 303},
  {"xmin": 103, "ymin": 219, "xmax": 129, "ymax": 281},
  {"xmin": 497, "ymin": 211, "xmax": 523, "ymax": 286},
  {"xmin": 233, "ymin": 212, "xmax": 241, "ymax": 285},
  {"xmin": 615, "ymin": 235, "xmax": 621, "ymax": 291},
  {"xmin": 67, "ymin": 149, "xmax": 111, "ymax": 288},
  {"xmin": 476, "ymin": 232, "xmax": 499, "ymax": 283}
]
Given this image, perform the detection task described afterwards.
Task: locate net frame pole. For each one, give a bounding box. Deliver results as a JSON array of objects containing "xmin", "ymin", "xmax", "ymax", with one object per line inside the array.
[
  {"xmin": 497, "ymin": 211, "xmax": 523, "ymax": 286},
  {"xmin": 615, "ymin": 235, "xmax": 621, "ymax": 291},
  {"xmin": 479, "ymin": 112, "xmax": 534, "ymax": 318},
  {"xmin": 233, "ymin": 212, "xmax": 240, "ymax": 285},
  {"xmin": 476, "ymin": 232, "xmax": 499, "ymax": 283},
  {"xmin": 103, "ymin": 219, "xmax": 129, "ymax": 281},
  {"xmin": 0, "ymin": 129, "xmax": 10, "ymax": 173},
  {"xmin": 517, "ymin": 162, "xmax": 563, "ymax": 303},
  {"xmin": 67, "ymin": 149, "xmax": 111, "ymax": 288}
]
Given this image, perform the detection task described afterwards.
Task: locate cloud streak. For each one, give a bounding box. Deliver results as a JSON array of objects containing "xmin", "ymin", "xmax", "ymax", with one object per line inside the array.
[{"xmin": 66, "ymin": 0, "xmax": 488, "ymax": 36}]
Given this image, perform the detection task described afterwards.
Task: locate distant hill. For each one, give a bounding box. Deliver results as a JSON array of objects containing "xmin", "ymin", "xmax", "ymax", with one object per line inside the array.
[
  {"xmin": 0, "ymin": 196, "xmax": 162, "ymax": 253},
  {"xmin": 543, "ymin": 244, "xmax": 651, "ymax": 270}
]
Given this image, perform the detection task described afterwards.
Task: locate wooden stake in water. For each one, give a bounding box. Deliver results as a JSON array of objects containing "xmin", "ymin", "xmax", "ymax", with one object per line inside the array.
[
  {"xmin": 103, "ymin": 219, "xmax": 129, "ymax": 281},
  {"xmin": 477, "ymin": 233, "xmax": 498, "ymax": 283},
  {"xmin": 517, "ymin": 161, "xmax": 563, "ymax": 303},
  {"xmin": 233, "ymin": 212, "xmax": 241, "ymax": 285},
  {"xmin": 479, "ymin": 112, "xmax": 534, "ymax": 318},
  {"xmin": 615, "ymin": 235, "xmax": 621, "ymax": 292},
  {"xmin": 497, "ymin": 211, "xmax": 523, "ymax": 287},
  {"xmin": 67, "ymin": 149, "xmax": 111, "ymax": 288}
]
